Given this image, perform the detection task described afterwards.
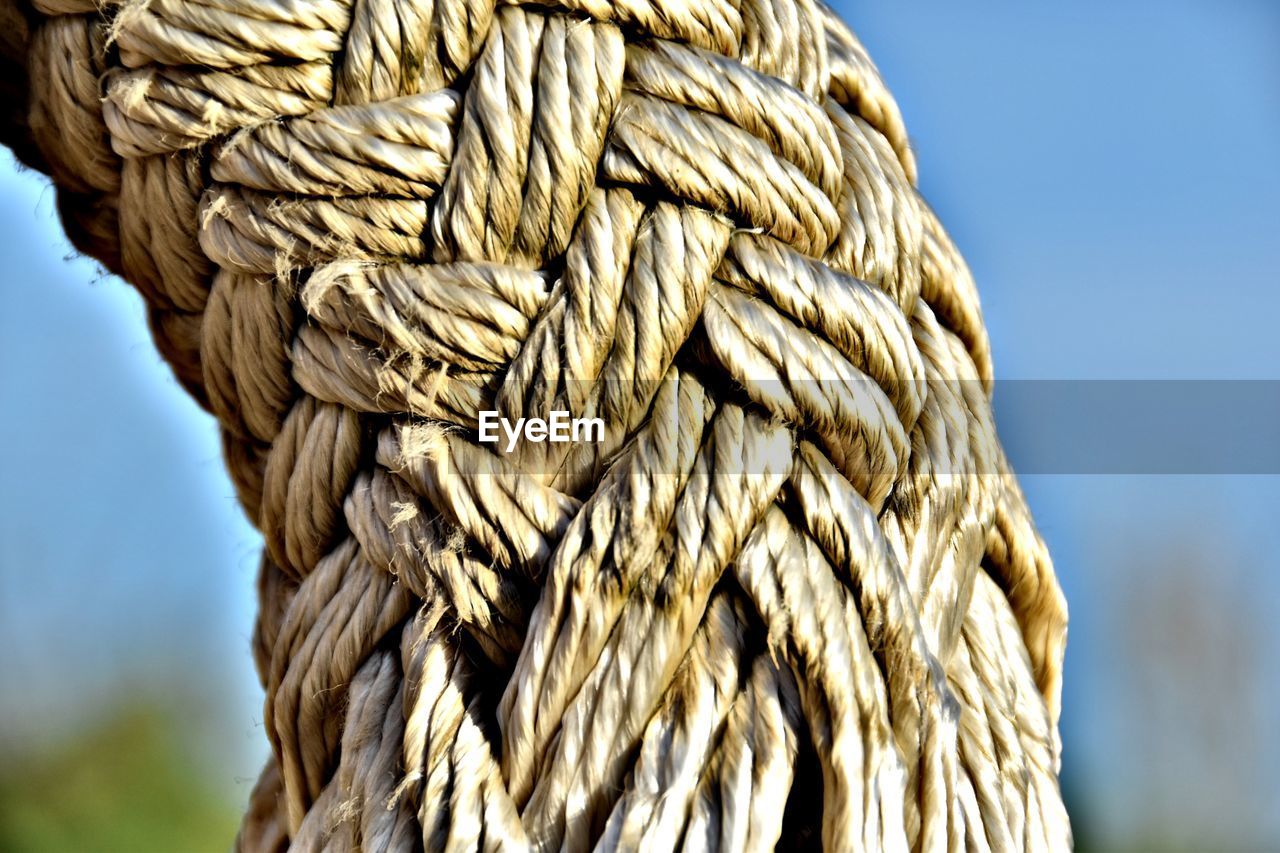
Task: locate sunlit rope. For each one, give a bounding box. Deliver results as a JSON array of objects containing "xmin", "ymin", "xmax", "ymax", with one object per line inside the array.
[{"xmin": 0, "ymin": 0, "xmax": 1070, "ymax": 848}]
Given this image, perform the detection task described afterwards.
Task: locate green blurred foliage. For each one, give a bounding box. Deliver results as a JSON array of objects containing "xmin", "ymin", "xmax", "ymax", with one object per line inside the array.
[{"xmin": 0, "ymin": 709, "xmax": 240, "ymax": 853}]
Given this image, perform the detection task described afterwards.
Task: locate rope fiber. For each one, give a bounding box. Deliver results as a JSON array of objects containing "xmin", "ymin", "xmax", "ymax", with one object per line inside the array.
[{"xmin": 0, "ymin": 0, "xmax": 1071, "ymax": 849}]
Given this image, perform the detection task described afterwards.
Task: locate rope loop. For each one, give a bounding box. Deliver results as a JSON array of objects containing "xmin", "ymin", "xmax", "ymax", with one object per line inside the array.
[{"xmin": 2, "ymin": 0, "xmax": 1071, "ymax": 847}]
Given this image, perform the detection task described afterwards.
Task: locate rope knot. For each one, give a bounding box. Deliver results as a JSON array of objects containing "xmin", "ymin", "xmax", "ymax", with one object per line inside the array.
[{"xmin": 7, "ymin": 0, "xmax": 1071, "ymax": 846}]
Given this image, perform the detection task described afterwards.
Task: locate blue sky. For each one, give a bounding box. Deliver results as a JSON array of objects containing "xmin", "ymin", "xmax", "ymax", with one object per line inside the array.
[
  {"xmin": 1, "ymin": 3, "xmax": 1277, "ymax": 848},
  {"xmin": 0, "ymin": 169, "xmax": 266, "ymax": 788}
]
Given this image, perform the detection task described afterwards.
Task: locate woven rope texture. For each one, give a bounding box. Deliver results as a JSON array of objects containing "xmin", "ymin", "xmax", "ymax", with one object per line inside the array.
[{"xmin": 0, "ymin": 0, "xmax": 1070, "ymax": 849}]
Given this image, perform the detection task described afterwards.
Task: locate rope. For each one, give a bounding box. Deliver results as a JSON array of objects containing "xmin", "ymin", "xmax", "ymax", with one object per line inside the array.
[{"xmin": 1, "ymin": 0, "xmax": 1071, "ymax": 849}]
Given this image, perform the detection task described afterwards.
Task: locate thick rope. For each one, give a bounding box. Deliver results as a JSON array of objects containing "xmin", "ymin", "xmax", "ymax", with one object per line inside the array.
[{"xmin": 2, "ymin": 0, "xmax": 1071, "ymax": 849}]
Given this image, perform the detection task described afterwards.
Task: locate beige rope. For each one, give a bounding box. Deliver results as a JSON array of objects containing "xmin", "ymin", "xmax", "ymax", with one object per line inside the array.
[{"xmin": 1, "ymin": 0, "xmax": 1071, "ymax": 849}]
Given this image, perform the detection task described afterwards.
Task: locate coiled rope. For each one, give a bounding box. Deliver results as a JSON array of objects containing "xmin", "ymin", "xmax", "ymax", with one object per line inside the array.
[{"xmin": 1, "ymin": 0, "xmax": 1070, "ymax": 849}]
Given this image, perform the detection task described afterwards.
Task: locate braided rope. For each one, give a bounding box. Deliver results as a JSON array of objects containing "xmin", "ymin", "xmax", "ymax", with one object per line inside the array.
[{"xmin": 2, "ymin": 0, "xmax": 1070, "ymax": 849}]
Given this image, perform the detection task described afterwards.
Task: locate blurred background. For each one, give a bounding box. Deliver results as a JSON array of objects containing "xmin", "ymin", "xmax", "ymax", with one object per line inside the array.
[{"xmin": 2, "ymin": 2, "xmax": 1278, "ymax": 850}]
